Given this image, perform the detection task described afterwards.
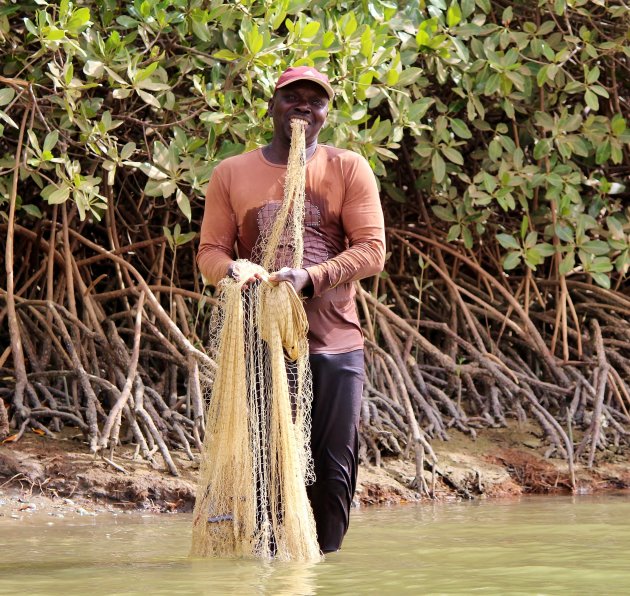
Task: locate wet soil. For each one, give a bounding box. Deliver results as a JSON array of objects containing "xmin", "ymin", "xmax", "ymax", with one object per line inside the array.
[{"xmin": 1, "ymin": 423, "xmax": 629, "ymax": 519}]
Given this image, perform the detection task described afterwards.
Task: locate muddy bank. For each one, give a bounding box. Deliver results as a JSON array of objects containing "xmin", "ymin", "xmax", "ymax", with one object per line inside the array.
[{"xmin": 2, "ymin": 423, "xmax": 630, "ymax": 518}]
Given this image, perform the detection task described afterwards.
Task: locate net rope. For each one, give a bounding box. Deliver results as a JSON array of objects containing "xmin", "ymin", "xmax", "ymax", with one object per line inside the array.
[{"xmin": 191, "ymin": 120, "xmax": 321, "ymax": 561}]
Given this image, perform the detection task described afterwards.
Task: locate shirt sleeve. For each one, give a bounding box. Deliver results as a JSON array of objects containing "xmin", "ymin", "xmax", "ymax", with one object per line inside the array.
[
  {"xmin": 305, "ymin": 153, "xmax": 386, "ymax": 297},
  {"xmin": 196, "ymin": 164, "xmax": 237, "ymax": 286}
]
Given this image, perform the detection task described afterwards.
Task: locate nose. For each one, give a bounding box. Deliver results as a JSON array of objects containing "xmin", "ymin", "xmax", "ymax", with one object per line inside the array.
[{"xmin": 294, "ymin": 98, "xmax": 311, "ymax": 113}]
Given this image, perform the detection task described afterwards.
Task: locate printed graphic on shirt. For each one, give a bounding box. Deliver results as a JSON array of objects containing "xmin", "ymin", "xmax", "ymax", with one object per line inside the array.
[{"xmin": 255, "ymin": 197, "xmax": 328, "ymax": 270}]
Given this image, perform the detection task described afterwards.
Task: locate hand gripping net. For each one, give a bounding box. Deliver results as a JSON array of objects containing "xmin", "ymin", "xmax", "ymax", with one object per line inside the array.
[{"xmin": 191, "ymin": 120, "xmax": 321, "ymax": 562}]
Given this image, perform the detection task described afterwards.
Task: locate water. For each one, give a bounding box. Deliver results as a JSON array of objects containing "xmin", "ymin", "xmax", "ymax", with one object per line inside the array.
[{"xmin": 2, "ymin": 494, "xmax": 630, "ymax": 595}]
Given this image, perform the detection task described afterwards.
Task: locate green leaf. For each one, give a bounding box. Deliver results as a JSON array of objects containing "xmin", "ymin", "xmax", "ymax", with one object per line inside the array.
[
  {"xmin": 475, "ymin": 0, "xmax": 491, "ymax": 13},
  {"xmin": 360, "ymin": 27, "xmax": 373, "ymax": 59},
  {"xmin": 134, "ymin": 162, "xmax": 168, "ymax": 180},
  {"xmin": 120, "ymin": 142, "xmax": 136, "ymax": 160},
  {"xmin": 176, "ymin": 188, "xmax": 191, "ymax": 222},
  {"xmin": 45, "ymin": 28, "xmax": 66, "ymax": 41},
  {"xmin": 0, "ymin": 88, "xmax": 15, "ymax": 107},
  {"xmin": 590, "ymin": 272, "xmax": 610, "ymax": 289},
  {"xmin": 591, "ymin": 85, "xmax": 609, "ymax": 98},
  {"xmin": 0, "ymin": 109, "xmax": 19, "ymax": 129},
  {"xmin": 116, "ymin": 15, "xmax": 138, "ymax": 28},
  {"xmin": 432, "ymin": 204, "xmax": 456, "ymax": 222},
  {"xmin": 441, "ymin": 146, "xmax": 463, "ymax": 165},
  {"xmin": 555, "ymin": 224, "xmax": 574, "ymax": 243},
  {"xmin": 524, "ymin": 231, "xmax": 538, "ymax": 248},
  {"xmin": 67, "ymin": 7, "xmax": 91, "ymax": 33},
  {"xmin": 482, "ymin": 172, "xmax": 497, "ymax": 193},
  {"xmin": 447, "ymin": 2, "xmax": 462, "ymax": 27},
  {"xmin": 175, "ymin": 231, "xmax": 197, "ymax": 246},
  {"xmin": 589, "ymin": 256, "xmax": 613, "ymax": 273},
  {"xmin": 520, "ymin": 216, "xmax": 529, "ymax": 239},
  {"xmin": 163, "ymin": 226, "xmax": 174, "ymax": 250},
  {"xmin": 450, "ymin": 118, "xmax": 471, "ymax": 139},
  {"xmin": 84, "ymin": 60, "xmax": 104, "ymax": 78},
  {"xmin": 397, "ymin": 68, "xmax": 423, "ymax": 87},
  {"xmin": 584, "ymin": 89, "xmax": 599, "ymax": 111},
  {"xmin": 488, "ymin": 139, "xmax": 502, "ymax": 161},
  {"xmin": 136, "ymin": 88, "xmax": 160, "ymax": 108},
  {"xmin": 538, "ymin": 21, "xmax": 555, "ymax": 35},
  {"xmin": 28, "ymin": 130, "xmax": 41, "ymax": 153},
  {"xmin": 536, "ymin": 65, "xmax": 549, "ymax": 87},
  {"xmin": 431, "ymin": 151, "xmax": 446, "ymax": 183},
  {"xmin": 586, "ymin": 66, "xmax": 600, "ymax": 84},
  {"xmin": 386, "ymin": 69, "xmax": 399, "ymax": 86},
  {"xmin": 606, "ymin": 216, "xmax": 624, "ymax": 238},
  {"xmin": 447, "ymin": 224, "xmax": 461, "ymax": 241},
  {"xmin": 536, "ymin": 243, "xmax": 556, "ymax": 257},
  {"xmin": 533, "ymin": 139, "xmax": 551, "ymax": 160},
  {"xmin": 213, "ymin": 49, "xmax": 239, "ymax": 61},
  {"xmin": 462, "ymin": 226, "xmax": 473, "ymax": 249},
  {"xmin": 614, "ymin": 250, "xmax": 629, "ymax": 275},
  {"xmin": 322, "ymin": 31, "xmax": 335, "ymax": 48},
  {"xmin": 22, "ymin": 204, "xmax": 43, "ymax": 218},
  {"xmin": 524, "ymin": 247, "xmax": 544, "ymax": 269},
  {"xmin": 409, "ymin": 97, "xmax": 434, "ymax": 120},
  {"xmin": 383, "ymin": 183, "xmax": 408, "ymax": 203},
  {"xmin": 46, "ymin": 186, "xmax": 71, "ymax": 204},
  {"xmin": 595, "ymin": 141, "xmax": 611, "ymax": 165},
  {"xmin": 301, "ymin": 21, "xmax": 320, "ymax": 39},
  {"xmin": 503, "ymin": 251, "xmax": 521, "ymax": 270},
  {"xmin": 342, "ymin": 13, "xmax": 358, "ymax": 37},
  {"xmin": 416, "ymin": 28, "xmax": 430, "ymax": 47},
  {"xmin": 611, "ymin": 114, "xmax": 626, "ymax": 136},
  {"xmin": 581, "ymin": 240, "xmax": 610, "ymax": 256},
  {"xmin": 559, "ymin": 250, "xmax": 575, "ymax": 276},
  {"xmin": 554, "ymin": 0, "xmax": 565, "ymax": 15},
  {"xmin": 43, "ymin": 130, "xmax": 59, "ymax": 153},
  {"xmin": 497, "ymin": 233, "xmax": 520, "ymax": 250}
]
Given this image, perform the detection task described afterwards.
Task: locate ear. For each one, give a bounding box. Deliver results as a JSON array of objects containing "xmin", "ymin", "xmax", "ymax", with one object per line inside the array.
[{"xmin": 267, "ymin": 96, "xmax": 275, "ymax": 115}]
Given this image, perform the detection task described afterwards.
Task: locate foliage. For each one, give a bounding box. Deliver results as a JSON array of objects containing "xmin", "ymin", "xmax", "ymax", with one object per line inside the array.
[{"xmin": 1, "ymin": 0, "xmax": 628, "ymax": 287}]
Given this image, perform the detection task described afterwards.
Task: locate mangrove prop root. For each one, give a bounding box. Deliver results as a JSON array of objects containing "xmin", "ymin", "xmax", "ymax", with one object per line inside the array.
[{"xmin": 1, "ymin": 173, "xmax": 629, "ymax": 492}]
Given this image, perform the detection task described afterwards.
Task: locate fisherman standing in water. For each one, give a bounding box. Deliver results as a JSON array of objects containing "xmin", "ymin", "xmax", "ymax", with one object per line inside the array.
[{"xmin": 197, "ymin": 66, "xmax": 385, "ymax": 554}]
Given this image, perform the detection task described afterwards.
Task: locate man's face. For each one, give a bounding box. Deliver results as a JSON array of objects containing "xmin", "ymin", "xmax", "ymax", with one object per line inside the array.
[{"xmin": 268, "ymin": 80, "xmax": 329, "ymax": 146}]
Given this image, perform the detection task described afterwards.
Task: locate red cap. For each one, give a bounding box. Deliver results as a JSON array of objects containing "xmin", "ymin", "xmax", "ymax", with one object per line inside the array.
[{"xmin": 274, "ymin": 66, "xmax": 334, "ymax": 100}]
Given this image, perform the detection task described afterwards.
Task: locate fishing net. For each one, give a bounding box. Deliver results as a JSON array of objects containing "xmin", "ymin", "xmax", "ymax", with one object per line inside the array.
[{"xmin": 191, "ymin": 119, "xmax": 321, "ymax": 562}]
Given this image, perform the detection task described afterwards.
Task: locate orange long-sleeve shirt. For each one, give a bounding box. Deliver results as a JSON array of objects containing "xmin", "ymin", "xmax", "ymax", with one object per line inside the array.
[{"xmin": 197, "ymin": 145, "xmax": 385, "ymax": 354}]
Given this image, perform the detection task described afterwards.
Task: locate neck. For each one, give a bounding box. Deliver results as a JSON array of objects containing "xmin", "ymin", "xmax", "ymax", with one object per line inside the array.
[{"xmin": 263, "ymin": 136, "xmax": 318, "ymax": 165}]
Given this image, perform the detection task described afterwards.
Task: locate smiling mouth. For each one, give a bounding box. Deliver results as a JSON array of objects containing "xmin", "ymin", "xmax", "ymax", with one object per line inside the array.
[{"xmin": 290, "ymin": 117, "xmax": 310, "ymax": 125}]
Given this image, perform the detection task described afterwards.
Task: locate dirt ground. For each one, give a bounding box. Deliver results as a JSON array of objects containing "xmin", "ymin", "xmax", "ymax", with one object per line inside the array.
[{"xmin": 2, "ymin": 422, "xmax": 630, "ymax": 519}]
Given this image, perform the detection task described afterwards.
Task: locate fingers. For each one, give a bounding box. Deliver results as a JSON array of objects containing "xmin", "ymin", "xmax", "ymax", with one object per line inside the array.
[
  {"xmin": 268, "ymin": 268, "xmax": 309, "ymax": 293},
  {"xmin": 229, "ymin": 261, "xmax": 269, "ymax": 289},
  {"xmin": 268, "ymin": 267, "xmax": 290, "ymax": 281}
]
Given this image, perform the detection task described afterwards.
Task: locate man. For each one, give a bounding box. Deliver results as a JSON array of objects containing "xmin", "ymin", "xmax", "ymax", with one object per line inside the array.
[{"xmin": 197, "ymin": 65, "xmax": 385, "ymax": 553}]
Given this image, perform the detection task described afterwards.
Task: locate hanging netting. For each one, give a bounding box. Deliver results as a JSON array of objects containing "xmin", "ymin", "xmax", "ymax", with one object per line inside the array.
[{"xmin": 191, "ymin": 120, "xmax": 321, "ymax": 562}]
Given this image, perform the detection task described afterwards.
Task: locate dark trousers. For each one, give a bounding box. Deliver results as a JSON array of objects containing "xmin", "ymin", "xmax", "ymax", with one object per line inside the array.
[{"xmin": 307, "ymin": 349, "xmax": 364, "ymax": 553}]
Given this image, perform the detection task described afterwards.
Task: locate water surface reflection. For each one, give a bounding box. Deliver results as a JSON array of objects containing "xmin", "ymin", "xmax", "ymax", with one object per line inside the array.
[{"xmin": 2, "ymin": 493, "xmax": 630, "ymax": 595}]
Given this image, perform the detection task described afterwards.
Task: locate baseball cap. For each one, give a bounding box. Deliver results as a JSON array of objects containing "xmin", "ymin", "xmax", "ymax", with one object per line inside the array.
[{"xmin": 274, "ymin": 66, "xmax": 334, "ymax": 100}]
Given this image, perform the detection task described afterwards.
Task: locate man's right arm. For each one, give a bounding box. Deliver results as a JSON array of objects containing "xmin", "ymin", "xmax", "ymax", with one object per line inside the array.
[{"xmin": 197, "ymin": 165, "xmax": 237, "ymax": 286}]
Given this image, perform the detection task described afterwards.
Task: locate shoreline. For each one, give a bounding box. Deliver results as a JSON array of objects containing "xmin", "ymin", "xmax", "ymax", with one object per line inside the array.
[{"xmin": 2, "ymin": 423, "xmax": 629, "ymax": 520}]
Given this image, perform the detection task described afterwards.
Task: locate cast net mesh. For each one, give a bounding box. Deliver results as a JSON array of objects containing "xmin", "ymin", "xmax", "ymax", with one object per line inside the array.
[{"xmin": 191, "ymin": 120, "xmax": 320, "ymax": 562}]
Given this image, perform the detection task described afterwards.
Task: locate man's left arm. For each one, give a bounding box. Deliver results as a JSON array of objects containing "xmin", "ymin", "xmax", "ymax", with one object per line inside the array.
[{"xmin": 303, "ymin": 153, "xmax": 385, "ymax": 297}]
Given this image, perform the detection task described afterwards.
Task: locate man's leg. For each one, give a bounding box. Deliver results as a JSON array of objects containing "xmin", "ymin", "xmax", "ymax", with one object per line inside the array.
[{"xmin": 307, "ymin": 349, "xmax": 364, "ymax": 553}]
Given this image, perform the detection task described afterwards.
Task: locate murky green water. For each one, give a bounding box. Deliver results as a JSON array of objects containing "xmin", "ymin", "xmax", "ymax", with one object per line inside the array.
[{"xmin": 2, "ymin": 494, "xmax": 630, "ymax": 595}]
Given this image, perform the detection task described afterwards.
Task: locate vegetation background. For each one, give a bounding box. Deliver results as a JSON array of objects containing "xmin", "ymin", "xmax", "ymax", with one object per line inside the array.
[{"xmin": 1, "ymin": 0, "xmax": 628, "ymax": 492}]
